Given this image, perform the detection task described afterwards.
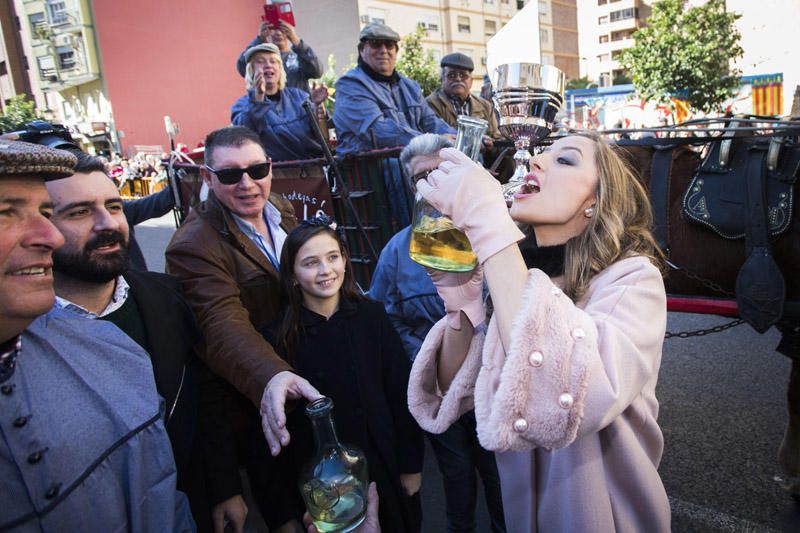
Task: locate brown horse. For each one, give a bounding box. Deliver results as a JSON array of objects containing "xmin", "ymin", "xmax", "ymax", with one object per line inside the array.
[{"xmin": 616, "ymin": 136, "xmax": 800, "ymax": 497}]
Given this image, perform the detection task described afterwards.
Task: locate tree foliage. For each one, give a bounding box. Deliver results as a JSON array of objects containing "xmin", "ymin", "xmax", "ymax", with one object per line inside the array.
[
  {"xmin": 565, "ymin": 76, "xmax": 596, "ymax": 90},
  {"xmin": 396, "ymin": 24, "xmax": 440, "ymax": 97},
  {"xmin": 618, "ymin": 0, "xmax": 743, "ymax": 114},
  {"xmin": 0, "ymin": 94, "xmax": 41, "ymax": 133}
]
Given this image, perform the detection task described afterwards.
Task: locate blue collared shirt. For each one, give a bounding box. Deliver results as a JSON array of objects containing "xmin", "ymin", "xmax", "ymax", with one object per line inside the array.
[
  {"xmin": 231, "ymin": 202, "xmax": 287, "ymax": 269},
  {"xmin": 54, "ymin": 275, "xmax": 130, "ymax": 318}
]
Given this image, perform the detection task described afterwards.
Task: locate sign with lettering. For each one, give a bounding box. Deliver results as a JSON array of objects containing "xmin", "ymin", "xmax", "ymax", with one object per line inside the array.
[{"xmin": 271, "ymin": 165, "xmax": 335, "ymax": 221}]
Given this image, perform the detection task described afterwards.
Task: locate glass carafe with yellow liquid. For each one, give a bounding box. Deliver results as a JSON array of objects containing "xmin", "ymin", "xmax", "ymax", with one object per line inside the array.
[
  {"xmin": 299, "ymin": 397, "xmax": 369, "ymax": 532},
  {"xmin": 409, "ymin": 115, "xmax": 488, "ymax": 272}
]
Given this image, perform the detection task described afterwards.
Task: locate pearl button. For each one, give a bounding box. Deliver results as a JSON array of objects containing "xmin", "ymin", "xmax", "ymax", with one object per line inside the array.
[
  {"xmin": 513, "ymin": 418, "xmax": 528, "ymax": 432},
  {"xmin": 1, "ymin": 384, "xmax": 13, "ymax": 395},
  {"xmin": 528, "ymin": 351, "xmax": 543, "ymax": 367},
  {"xmin": 551, "ymin": 287, "xmax": 562, "ymax": 296},
  {"xmin": 27, "ymin": 451, "xmax": 43, "ymax": 464},
  {"xmin": 558, "ymin": 393, "xmax": 574, "ymax": 409},
  {"xmin": 572, "ymin": 328, "xmax": 585, "ymax": 340}
]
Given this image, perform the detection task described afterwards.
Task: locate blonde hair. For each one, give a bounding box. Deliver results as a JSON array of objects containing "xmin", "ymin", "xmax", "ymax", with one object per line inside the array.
[
  {"xmin": 245, "ymin": 50, "xmax": 287, "ymax": 92},
  {"xmin": 555, "ymin": 133, "xmax": 664, "ymax": 300}
]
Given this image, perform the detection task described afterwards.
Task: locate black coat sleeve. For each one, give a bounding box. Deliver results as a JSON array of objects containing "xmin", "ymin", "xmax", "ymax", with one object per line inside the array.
[
  {"xmin": 123, "ymin": 185, "xmax": 175, "ymax": 226},
  {"xmin": 376, "ymin": 303, "xmax": 424, "ymax": 474}
]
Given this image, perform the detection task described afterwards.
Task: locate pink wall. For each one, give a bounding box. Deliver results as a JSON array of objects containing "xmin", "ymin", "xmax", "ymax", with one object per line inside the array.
[{"xmin": 92, "ymin": 0, "xmax": 264, "ymax": 153}]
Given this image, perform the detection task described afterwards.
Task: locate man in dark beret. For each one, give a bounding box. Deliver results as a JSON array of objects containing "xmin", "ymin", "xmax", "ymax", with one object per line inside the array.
[
  {"xmin": 426, "ymin": 52, "xmax": 513, "ymax": 181},
  {"xmin": 0, "ymin": 140, "xmax": 194, "ymax": 531}
]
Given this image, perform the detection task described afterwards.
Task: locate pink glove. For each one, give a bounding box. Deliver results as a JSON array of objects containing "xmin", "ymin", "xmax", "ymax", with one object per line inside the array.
[
  {"xmin": 416, "ymin": 148, "xmax": 524, "ymax": 264},
  {"xmin": 428, "ymin": 266, "xmax": 485, "ymax": 330}
]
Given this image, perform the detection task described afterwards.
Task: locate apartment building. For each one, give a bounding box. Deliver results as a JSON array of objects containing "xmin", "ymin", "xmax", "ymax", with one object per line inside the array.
[
  {"xmin": 0, "ymin": 0, "xmax": 36, "ymax": 112},
  {"xmin": 294, "ymin": 0, "xmax": 580, "ymax": 84},
  {"xmin": 14, "ymin": 0, "xmax": 114, "ymax": 150},
  {"xmin": 577, "ymin": 0, "xmax": 650, "ymax": 87}
]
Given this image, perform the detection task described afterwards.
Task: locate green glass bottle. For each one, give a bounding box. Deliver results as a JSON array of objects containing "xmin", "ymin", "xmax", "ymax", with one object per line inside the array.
[{"xmin": 299, "ymin": 397, "xmax": 369, "ymax": 532}]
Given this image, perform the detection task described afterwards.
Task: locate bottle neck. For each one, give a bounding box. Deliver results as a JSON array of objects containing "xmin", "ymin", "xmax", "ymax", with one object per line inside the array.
[{"xmin": 311, "ymin": 413, "xmax": 340, "ymax": 451}]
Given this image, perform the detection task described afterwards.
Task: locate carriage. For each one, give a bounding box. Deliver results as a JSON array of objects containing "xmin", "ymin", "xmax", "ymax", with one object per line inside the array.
[{"xmin": 165, "ymin": 114, "xmax": 800, "ymax": 497}]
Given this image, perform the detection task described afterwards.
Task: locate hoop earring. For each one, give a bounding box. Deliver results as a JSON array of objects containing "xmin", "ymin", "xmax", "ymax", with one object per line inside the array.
[{"xmin": 584, "ymin": 206, "xmax": 595, "ymax": 218}]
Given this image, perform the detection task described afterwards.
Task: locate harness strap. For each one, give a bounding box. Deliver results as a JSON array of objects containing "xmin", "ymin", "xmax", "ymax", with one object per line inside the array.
[
  {"xmin": 744, "ymin": 146, "xmax": 769, "ymax": 251},
  {"xmin": 649, "ymin": 146, "xmax": 673, "ymax": 252}
]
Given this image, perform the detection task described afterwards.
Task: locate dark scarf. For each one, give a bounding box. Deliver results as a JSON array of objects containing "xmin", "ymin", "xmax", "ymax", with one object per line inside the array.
[
  {"xmin": 358, "ymin": 56, "xmax": 400, "ymax": 84},
  {"xmin": 518, "ymin": 233, "xmax": 566, "ymax": 277}
]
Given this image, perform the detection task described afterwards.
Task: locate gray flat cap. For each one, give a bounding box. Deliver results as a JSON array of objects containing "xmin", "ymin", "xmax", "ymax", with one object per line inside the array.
[
  {"xmin": 441, "ymin": 52, "xmax": 474, "ymax": 71},
  {"xmin": 359, "ymin": 22, "xmax": 400, "ymax": 42},
  {"xmin": 0, "ymin": 140, "xmax": 76, "ymax": 180},
  {"xmin": 244, "ymin": 42, "xmax": 281, "ymax": 63}
]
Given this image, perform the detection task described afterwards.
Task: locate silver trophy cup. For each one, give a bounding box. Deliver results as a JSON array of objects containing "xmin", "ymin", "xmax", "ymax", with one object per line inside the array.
[{"xmin": 491, "ymin": 63, "xmax": 566, "ymax": 202}]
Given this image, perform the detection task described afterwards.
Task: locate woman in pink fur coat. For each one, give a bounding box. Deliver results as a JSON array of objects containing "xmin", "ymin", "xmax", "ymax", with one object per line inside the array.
[{"xmin": 408, "ymin": 133, "xmax": 671, "ymax": 532}]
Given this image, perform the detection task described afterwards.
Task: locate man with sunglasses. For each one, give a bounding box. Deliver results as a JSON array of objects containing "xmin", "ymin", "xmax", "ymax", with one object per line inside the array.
[
  {"xmin": 166, "ymin": 127, "xmax": 323, "ymax": 515},
  {"xmin": 426, "ymin": 53, "xmax": 513, "ymax": 182},
  {"xmin": 332, "ymin": 22, "xmax": 454, "ymax": 158}
]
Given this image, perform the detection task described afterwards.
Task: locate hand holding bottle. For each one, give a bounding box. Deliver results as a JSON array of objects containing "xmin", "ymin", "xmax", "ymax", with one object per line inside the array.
[
  {"xmin": 416, "ymin": 148, "xmax": 525, "ymax": 264},
  {"xmin": 427, "ymin": 266, "xmax": 485, "ymax": 330},
  {"xmin": 260, "ymin": 371, "xmax": 322, "ymax": 456}
]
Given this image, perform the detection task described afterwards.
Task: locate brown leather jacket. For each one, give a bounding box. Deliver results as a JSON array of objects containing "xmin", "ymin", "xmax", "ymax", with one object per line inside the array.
[
  {"xmin": 165, "ymin": 191, "xmax": 297, "ymax": 407},
  {"xmin": 426, "ymin": 88, "xmax": 502, "ymax": 139}
]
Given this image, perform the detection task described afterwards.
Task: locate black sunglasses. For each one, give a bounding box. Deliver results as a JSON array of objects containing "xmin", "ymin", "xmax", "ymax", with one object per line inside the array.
[
  {"xmin": 205, "ymin": 160, "xmax": 272, "ymax": 185},
  {"xmin": 366, "ymin": 39, "xmax": 397, "ymax": 50}
]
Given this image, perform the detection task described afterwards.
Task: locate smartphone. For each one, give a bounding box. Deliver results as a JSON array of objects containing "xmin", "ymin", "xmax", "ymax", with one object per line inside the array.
[{"xmin": 263, "ymin": 2, "xmax": 295, "ymax": 29}]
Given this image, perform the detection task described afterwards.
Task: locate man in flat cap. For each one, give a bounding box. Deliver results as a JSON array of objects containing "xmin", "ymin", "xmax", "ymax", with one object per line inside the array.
[
  {"xmin": 333, "ymin": 22, "xmax": 454, "ymax": 225},
  {"xmin": 333, "ymin": 22, "xmax": 454, "ymax": 158},
  {"xmin": 0, "ymin": 141, "xmax": 194, "ymax": 531},
  {"xmin": 427, "ymin": 52, "xmax": 513, "ymax": 181}
]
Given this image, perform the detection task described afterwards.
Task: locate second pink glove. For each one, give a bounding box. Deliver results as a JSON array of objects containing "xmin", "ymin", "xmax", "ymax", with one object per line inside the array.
[{"xmin": 428, "ymin": 266, "xmax": 485, "ymax": 330}]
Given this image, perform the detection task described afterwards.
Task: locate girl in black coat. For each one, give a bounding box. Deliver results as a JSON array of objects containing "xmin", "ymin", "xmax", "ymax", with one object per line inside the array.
[{"xmin": 257, "ymin": 215, "xmax": 424, "ymax": 533}]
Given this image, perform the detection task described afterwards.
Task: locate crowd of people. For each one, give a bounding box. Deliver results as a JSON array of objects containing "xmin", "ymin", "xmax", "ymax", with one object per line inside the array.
[{"xmin": 1, "ymin": 16, "xmax": 672, "ymax": 533}]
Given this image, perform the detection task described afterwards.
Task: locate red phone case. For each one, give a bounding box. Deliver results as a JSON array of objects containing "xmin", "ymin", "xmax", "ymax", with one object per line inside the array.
[{"xmin": 262, "ymin": 2, "xmax": 295, "ymax": 28}]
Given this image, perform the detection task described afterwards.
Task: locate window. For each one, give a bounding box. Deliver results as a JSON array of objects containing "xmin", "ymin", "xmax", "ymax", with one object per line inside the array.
[
  {"xmin": 0, "ymin": 61, "xmax": 7, "ymax": 76},
  {"xmin": 29, "ymin": 12, "xmax": 46, "ymax": 36},
  {"xmin": 539, "ymin": 28, "xmax": 549, "ymax": 44},
  {"xmin": 484, "ymin": 0, "xmax": 494, "ymax": 3},
  {"xmin": 597, "ymin": 54, "xmax": 610, "ymax": 62},
  {"xmin": 422, "ymin": 16, "xmax": 440, "ymax": 32},
  {"xmin": 610, "ymin": 8, "xmax": 638, "ymax": 22},
  {"xmin": 599, "ymin": 34, "xmax": 609, "ymax": 43},
  {"xmin": 598, "ymin": 15, "xmax": 608, "ymax": 24},
  {"xmin": 598, "ymin": 0, "xmax": 607, "ymax": 4},
  {"xmin": 56, "ymin": 46, "xmax": 75, "ymax": 70},
  {"xmin": 599, "ymin": 72, "xmax": 611, "ymax": 87},
  {"xmin": 485, "ymin": 20, "xmax": 497, "ymax": 38},
  {"xmin": 46, "ymin": 0, "xmax": 68, "ymax": 26},
  {"xmin": 517, "ymin": 0, "xmax": 525, "ymax": 9},
  {"xmin": 538, "ymin": 0, "xmax": 548, "ymax": 15},
  {"xmin": 367, "ymin": 8, "xmax": 386, "ymax": 25},
  {"xmin": 37, "ymin": 55, "xmax": 56, "ymax": 80},
  {"xmin": 458, "ymin": 15, "xmax": 471, "ymax": 33},
  {"xmin": 611, "ymin": 30, "xmax": 634, "ymax": 41}
]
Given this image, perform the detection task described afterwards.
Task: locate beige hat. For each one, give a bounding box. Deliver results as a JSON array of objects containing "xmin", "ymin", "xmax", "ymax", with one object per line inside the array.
[
  {"xmin": 244, "ymin": 42, "xmax": 281, "ymax": 63},
  {"xmin": 0, "ymin": 140, "xmax": 76, "ymax": 180}
]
